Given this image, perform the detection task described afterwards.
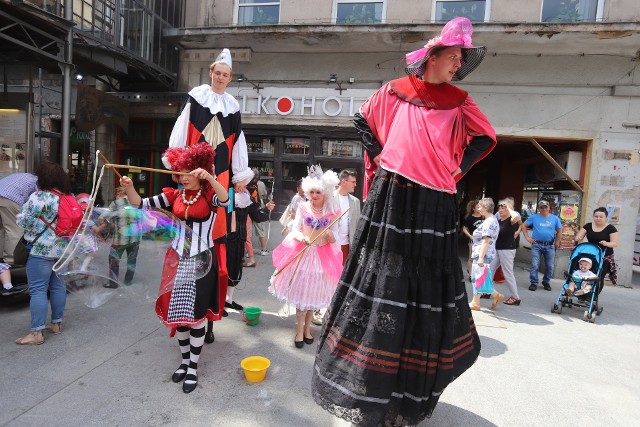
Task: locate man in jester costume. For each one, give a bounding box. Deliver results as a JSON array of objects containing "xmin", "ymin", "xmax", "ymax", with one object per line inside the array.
[{"xmin": 163, "ymin": 48, "xmax": 253, "ymax": 343}]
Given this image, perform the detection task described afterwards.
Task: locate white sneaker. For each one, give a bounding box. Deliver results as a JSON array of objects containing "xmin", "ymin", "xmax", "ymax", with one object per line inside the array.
[
  {"xmin": 260, "ymin": 250, "xmax": 270, "ymax": 256},
  {"xmin": 312, "ymin": 310, "xmax": 324, "ymax": 326}
]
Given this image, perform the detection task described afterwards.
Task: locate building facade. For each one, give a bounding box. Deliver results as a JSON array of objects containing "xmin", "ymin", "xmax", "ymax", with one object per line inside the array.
[
  {"xmin": 1, "ymin": 0, "xmax": 639, "ymax": 285},
  {"xmin": 164, "ymin": 0, "xmax": 640, "ymax": 285}
]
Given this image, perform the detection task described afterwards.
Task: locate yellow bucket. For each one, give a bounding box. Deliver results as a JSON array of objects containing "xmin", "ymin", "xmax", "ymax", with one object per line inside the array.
[{"xmin": 240, "ymin": 356, "xmax": 271, "ymax": 383}]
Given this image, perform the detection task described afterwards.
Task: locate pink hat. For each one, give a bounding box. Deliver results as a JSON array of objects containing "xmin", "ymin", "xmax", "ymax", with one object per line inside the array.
[{"xmin": 405, "ymin": 17, "xmax": 486, "ymax": 81}]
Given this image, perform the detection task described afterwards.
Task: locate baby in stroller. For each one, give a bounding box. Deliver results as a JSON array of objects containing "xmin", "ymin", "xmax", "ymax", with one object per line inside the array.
[{"xmin": 568, "ymin": 257, "xmax": 598, "ymax": 296}]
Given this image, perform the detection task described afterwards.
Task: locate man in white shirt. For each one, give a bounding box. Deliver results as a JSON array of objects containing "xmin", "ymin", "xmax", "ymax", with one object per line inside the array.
[
  {"xmin": 313, "ymin": 169, "xmax": 361, "ymax": 325},
  {"xmin": 334, "ymin": 169, "xmax": 361, "ymax": 264}
]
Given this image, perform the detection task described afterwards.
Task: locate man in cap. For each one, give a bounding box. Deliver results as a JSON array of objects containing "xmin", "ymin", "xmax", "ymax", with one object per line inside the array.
[{"xmin": 521, "ymin": 199, "xmax": 562, "ymax": 291}]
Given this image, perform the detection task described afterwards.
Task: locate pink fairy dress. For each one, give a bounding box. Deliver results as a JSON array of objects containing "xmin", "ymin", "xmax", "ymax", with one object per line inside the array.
[{"xmin": 269, "ymin": 203, "xmax": 343, "ymax": 310}]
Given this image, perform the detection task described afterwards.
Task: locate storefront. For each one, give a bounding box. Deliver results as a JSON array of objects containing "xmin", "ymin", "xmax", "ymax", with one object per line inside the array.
[
  {"xmin": 115, "ymin": 117, "xmax": 178, "ymax": 197},
  {"xmin": 243, "ymin": 125, "xmax": 363, "ymax": 214}
]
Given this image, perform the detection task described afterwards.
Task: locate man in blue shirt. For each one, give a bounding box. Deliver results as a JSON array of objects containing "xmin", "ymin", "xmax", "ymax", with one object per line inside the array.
[
  {"xmin": 0, "ymin": 173, "xmax": 38, "ymax": 264},
  {"xmin": 521, "ymin": 199, "xmax": 562, "ymax": 291}
]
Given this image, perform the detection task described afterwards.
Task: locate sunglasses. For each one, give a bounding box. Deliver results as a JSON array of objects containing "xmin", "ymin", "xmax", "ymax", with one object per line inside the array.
[{"xmin": 498, "ymin": 204, "xmax": 508, "ymax": 208}]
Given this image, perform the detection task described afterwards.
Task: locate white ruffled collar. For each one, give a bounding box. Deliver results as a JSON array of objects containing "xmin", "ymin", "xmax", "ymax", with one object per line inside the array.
[
  {"xmin": 235, "ymin": 191, "xmax": 252, "ymax": 209},
  {"xmin": 188, "ymin": 84, "xmax": 240, "ymax": 117}
]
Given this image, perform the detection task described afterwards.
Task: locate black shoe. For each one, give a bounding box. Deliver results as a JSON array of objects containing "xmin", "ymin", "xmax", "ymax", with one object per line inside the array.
[
  {"xmin": 1, "ymin": 287, "xmax": 17, "ymax": 295},
  {"xmin": 225, "ymin": 301, "xmax": 244, "ymax": 311},
  {"xmin": 529, "ymin": 284, "xmax": 537, "ymax": 291},
  {"xmin": 222, "ymin": 310, "xmax": 228, "ymax": 317},
  {"xmin": 172, "ymin": 364, "xmax": 188, "ymax": 383},
  {"xmin": 103, "ymin": 282, "xmax": 119, "ymax": 289},
  {"xmin": 543, "ymin": 283, "xmax": 552, "ymax": 291},
  {"xmin": 294, "ymin": 338, "xmax": 304, "ymax": 348},
  {"xmin": 183, "ymin": 374, "xmax": 197, "ymax": 394},
  {"xmin": 204, "ymin": 331, "xmax": 214, "ymax": 344},
  {"xmin": 303, "ymin": 337, "xmax": 314, "ymax": 345}
]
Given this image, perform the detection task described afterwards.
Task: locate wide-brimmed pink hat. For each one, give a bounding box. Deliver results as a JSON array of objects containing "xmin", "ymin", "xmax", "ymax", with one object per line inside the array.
[{"xmin": 405, "ymin": 17, "xmax": 486, "ymax": 81}]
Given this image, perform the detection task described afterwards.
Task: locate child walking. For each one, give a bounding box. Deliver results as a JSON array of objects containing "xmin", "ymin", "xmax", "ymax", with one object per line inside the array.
[{"xmin": 269, "ymin": 166, "xmax": 343, "ymax": 349}]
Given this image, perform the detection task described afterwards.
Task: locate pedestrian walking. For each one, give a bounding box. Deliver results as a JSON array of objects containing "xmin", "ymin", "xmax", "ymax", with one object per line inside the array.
[
  {"xmin": 269, "ymin": 166, "xmax": 342, "ymax": 349},
  {"xmin": 14, "ymin": 161, "xmax": 74, "ymax": 345},
  {"xmin": 490, "ymin": 197, "xmax": 523, "ymax": 305}
]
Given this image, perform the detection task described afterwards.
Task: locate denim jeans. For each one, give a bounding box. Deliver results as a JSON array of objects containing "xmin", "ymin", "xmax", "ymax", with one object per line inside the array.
[
  {"xmin": 27, "ymin": 255, "xmax": 66, "ymax": 331},
  {"xmin": 530, "ymin": 243, "xmax": 555, "ymax": 285}
]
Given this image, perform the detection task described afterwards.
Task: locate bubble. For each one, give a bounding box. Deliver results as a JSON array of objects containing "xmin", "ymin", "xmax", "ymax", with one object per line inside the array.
[{"xmin": 54, "ymin": 205, "xmax": 212, "ymax": 308}]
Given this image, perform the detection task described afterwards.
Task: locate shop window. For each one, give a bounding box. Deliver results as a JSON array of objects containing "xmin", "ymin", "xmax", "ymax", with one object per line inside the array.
[
  {"xmin": 541, "ymin": 0, "xmax": 602, "ymax": 22},
  {"xmin": 321, "ymin": 139, "xmax": 363, "ymax": 158},
  {"xmin": 336, "ymin": 0, "xmax": 385, "ymax": 24},
  {"xmin": 283, "ymin": 137, "xmax": 310, "ymax": 155},
  {"xmin": 433, "ymin": 0, "xmax": 489, "ymax": 22},
  {"xmin": 0, "ymin": 109, "xmax": 27, "ymax": 177},
  {"xmin": 0, "ymin": 143, "xmax": 26, "ymax": 177},
  {"xmin": 280, "ymin": 161, "xmax": 309, "ymax": 209},
  {"xmin": 249, "ymin": 160, "xmax": 275, "ymax": 192},
  {"xmin": 237, "ymin": 0, "xmax": 280, "ymax": 26},
  {"xmin": 246, "ymin": 136, "xmax": 275, "ymax": 154}
]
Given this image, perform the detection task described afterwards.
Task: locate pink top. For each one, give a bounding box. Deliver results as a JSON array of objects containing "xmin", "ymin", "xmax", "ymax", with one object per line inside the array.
[{"xmin": 360, "ymin": 76, "xmax": 496, "ymax": 195}]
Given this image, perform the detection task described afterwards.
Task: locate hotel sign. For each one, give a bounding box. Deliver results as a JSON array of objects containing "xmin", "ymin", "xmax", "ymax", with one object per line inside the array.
[{"xmin": 237, "ymin": 94, "xmax": 368, "ymax": 118}]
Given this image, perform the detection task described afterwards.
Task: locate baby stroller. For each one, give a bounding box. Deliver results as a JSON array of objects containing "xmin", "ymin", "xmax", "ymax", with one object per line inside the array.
[{"xmin": 551, "ymin": 242, "xmax": 605, "ymax": 323}]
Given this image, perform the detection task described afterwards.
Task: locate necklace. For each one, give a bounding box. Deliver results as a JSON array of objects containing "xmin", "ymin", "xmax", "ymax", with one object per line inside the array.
[
  {"xmin": 181, "ymin": 188, "xmax": 202, "ymax": 220},
  {"xmin": 310, "ymin": 204, "xmax": 323, "ymax": 214}
]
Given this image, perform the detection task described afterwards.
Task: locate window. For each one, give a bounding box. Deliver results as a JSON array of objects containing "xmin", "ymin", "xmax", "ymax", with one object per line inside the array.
[
  {"xmin": 321, "ymin": 140, "xmax": 363, "ymax": 158},
  {"xmin": 541, "ymin": 0, "xmax": 603, "ymax": 22},
  {"xmin": 336, "ymin": 0, "xmax": 385, "ymax": 24},
  {"xmin": 237, "ymin": 0, "xmax": 280, "ymax": 25},
  {"xmin": 433, "ymin": 0, "xmax": 490, "ymax": 23},
  {"xmin": 246, "ymin": 136, "xmax": 275, "ymax": 154},
  {"xmin": 283, "ymin": 138, "xmax": 310, "ymax": 155}
]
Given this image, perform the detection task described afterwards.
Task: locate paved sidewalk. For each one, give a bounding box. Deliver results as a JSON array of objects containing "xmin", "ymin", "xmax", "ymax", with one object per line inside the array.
[{"xmin": 1, "ymin": 222, "xmax": 639, "ymax": 426}]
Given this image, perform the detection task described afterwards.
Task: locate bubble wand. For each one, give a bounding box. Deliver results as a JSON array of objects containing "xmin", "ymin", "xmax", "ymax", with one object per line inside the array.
[{"xmin": 267, "ymin": 178, "xmax": 275, "ymax": 241}]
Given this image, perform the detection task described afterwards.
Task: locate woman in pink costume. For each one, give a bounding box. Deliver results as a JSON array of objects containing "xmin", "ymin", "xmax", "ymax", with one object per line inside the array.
[
  {"xmin": 312, "ymin": 17, "xmax": 497, "ymax": 426},
  {"xmin": 269, "ymin": 166, "xmax": 342, "ymax": 349}
]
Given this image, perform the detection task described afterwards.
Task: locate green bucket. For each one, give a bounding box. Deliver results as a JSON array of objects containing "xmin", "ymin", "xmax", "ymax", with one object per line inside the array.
[{"xmin": 243, "ymin": 307, "xmax": 262, "ymax": 326}]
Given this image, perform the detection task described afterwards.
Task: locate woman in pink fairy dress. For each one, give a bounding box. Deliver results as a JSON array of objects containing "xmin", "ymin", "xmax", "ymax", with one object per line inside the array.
[{"xmin": 269, "ymin": 166, "xmax": 343, "ymax": 349}]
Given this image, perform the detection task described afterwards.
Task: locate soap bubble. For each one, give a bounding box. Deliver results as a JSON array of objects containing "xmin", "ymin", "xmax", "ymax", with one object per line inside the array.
[{"xmin": 54, "ymin": 204, "xmax": 211, "ymax": 308}]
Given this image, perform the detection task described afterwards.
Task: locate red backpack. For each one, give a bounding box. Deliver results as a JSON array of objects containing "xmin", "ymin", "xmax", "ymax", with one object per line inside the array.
[{"xmin": 43, "ymin": 191, "xmax": 84, "ymax": 237}]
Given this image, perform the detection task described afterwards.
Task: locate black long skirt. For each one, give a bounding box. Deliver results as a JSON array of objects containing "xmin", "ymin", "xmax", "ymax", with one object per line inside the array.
[{"xmin": 312, "ymin": 169, "xmax": 481, "ymax": 426}]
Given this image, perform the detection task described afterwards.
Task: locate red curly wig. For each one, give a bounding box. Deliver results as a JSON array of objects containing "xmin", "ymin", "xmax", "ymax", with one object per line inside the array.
[
  {"xmin": 162, "ymin": 143, "xmax": 216, "ymax": 191},
  {"xmin": 162, "ymin": 143, "xmax": 215, "ymax": 174}
]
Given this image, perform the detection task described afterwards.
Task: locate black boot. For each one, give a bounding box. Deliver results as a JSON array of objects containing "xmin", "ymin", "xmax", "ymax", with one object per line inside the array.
[{"xmin": 204, "ymin": 320, "xmax": 214, "ymax": 344}]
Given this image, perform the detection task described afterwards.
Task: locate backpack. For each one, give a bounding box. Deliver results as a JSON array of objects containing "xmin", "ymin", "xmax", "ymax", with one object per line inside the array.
[{"xmin": 42, "ymin": 191, "xmax": 84, "ymax": 237}]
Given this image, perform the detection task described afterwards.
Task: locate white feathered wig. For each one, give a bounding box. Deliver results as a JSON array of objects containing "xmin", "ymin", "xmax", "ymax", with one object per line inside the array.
[{"xmin": 301, "ymin": 165, "xmax": 340, "ymax": 213}]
